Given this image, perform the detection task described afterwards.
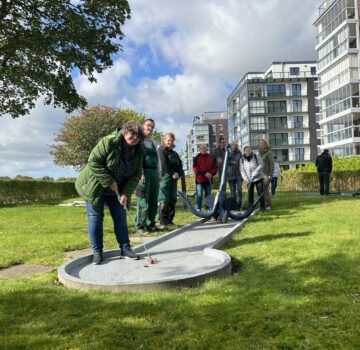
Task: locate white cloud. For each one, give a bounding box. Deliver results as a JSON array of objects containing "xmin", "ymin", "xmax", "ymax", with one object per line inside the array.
[{"xmin": 0, "ymin": 0, "xmax": 322, "ymax": 177}]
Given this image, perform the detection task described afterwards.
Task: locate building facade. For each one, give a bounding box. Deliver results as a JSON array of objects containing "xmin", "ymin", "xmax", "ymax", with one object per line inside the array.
[
  {"xmin": 227, "ymin": 62, "xmax": 319, "ymax": 170},
  {"xmin": 183, "ymin": 112, "xmax": 228, "ymax": 174},
  {"xmin": 314, "ymin": 0, "xmax": 360, "ymax": 157}
]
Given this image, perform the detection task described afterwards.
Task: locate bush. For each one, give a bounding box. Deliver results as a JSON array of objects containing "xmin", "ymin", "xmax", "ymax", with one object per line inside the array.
[
  {"xmin": 278, "ymin": 170, "xmax": 360, "ymax": 192},
  {"xmin": 0, "ymin": 180, "xmax": 78, "ymax": 204}
]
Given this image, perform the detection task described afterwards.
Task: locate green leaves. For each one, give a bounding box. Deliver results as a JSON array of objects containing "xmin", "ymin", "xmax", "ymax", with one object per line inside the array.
[
  {"xmin": 0, "ymin": 0, "xmax": 131, "ymax": 118},
  {"xmin": 50, "ymin": 106, "xmax": 145, "ymax": 169}
]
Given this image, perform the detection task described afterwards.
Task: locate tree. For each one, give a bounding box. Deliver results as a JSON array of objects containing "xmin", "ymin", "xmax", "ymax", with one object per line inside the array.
[
  {"xmin": 51, "ymin": 106, "xmax": 145, "ymax": 169},
  {"xmin": 0, "ymin": 0, "xmax": 131, "ymax": 118}
]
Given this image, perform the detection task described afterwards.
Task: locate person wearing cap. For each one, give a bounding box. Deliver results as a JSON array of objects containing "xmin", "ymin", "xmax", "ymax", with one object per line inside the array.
[{"xmin": 315, "ymin": 149, "xmax": 332, "ymax": 195}]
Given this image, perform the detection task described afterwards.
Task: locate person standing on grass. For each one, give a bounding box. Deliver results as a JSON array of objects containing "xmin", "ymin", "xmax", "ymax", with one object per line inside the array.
[
  {"xmin": 227, "ymin": 141, "xmax": 243, "ymax": 210},
  {"xmin": 157, "ymin": 133, "xmax": 184, "ymax": 230},
  {"xmin": 211, "ymin": 138, "xmax": 226, "ymax": 180},
  {"xmin": 135, "ymin": 118, "xmax": 160, "ymax": 234},
  {"xmin": 240, "ymin": 146, "xmax": 265, "ymax": 211},
  {"xmin": 193, "ymin": 144, "xmax": 218, "ymax": 211},
  {"xmin": 315, "ymin": 149, "xmax": 332, "ymax": 195},
  {"xmin": 271, "ymin": 156, "xmax": 282, "ymax": 196},
  {"xmin": 75, "ymin": 121, "xmax": 145, "ymax": 264},
  {"xmin": 259, "ymin": 139, "xmax": 274, "ymax": 210}
]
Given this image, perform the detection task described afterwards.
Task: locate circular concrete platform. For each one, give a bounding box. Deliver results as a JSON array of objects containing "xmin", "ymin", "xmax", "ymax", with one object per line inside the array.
[
  {"xmin": 58, "ymin": 219, "xmax": 249, "ymax": 293},
  {"xmin": 58, "ymin": 247, "xmax": 231, "ymax": 292}
]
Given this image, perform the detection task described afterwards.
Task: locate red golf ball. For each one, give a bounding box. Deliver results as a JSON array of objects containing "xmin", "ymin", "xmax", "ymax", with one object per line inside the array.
[{"xmin": 150, "ymin": 259, "xmax": 155, "ymax": 264}]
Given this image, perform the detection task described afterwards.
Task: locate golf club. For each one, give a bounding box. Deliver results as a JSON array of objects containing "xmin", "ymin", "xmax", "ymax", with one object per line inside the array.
[{"xmin": 115, "ymin": 191, "xmax": 155, "ymax": 264}]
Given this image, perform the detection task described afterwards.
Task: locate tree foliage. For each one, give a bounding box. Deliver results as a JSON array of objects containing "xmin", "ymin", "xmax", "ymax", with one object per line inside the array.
[
  {"xmin": 51, "ymin": 106, "xmax": 147, "ymax": 169},
  {"xmin": 0, "ymin": 0, "xmax": 131, "ymax": 118}
]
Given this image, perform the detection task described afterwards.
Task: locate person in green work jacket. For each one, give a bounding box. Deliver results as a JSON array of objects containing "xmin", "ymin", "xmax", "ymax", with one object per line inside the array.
[
  {"xmin": 135, "ymin": 118, "xmax": 160, "ymax": 234},
  {"xmin": 75, "ymin": 121, "xmax": 145, "ymax": 265},
  {"xmin": 158, "ymin": 132, "xmax": 184, "ymax": 229}
]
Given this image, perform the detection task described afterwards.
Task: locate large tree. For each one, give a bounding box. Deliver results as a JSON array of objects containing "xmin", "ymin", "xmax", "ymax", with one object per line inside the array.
[
  {"xmin": 0, "ymin": 0, "xmax": 130, "ymax": 118},
  {"xmin": 51, "ymin": 106, "xmax": 149, "ymax": 169}
]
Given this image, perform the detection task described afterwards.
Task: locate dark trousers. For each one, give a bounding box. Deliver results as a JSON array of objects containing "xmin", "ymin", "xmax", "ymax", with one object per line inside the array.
[
  {"xmin": 248, "ymin": 179, "xmax": 265, "ymax": 210},
  {"xmin": 271, "ymin": 177, "xmax": 278, "ymax": 195},
  {"xmin": 318, "ymin": 171, "xmax": 330, "ymax": 195}
]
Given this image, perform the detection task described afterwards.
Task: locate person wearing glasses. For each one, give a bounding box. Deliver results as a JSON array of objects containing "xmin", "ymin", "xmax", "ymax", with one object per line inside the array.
[{"xmin": 75, "ymin": 121, "xmax": 145, "ymax": 264}]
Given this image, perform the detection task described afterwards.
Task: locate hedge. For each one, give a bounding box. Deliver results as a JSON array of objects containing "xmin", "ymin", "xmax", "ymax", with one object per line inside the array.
[
  {"xmin": 278, "ymin": 170, "xmax": 360, "ymax": 192},
  {"xmin": 183, "ymin": 170, "xmax": 360, "ymax": 193},
  {"xmin": 0, "ymin": 180, "xmax": 78, "ymax": 204}
]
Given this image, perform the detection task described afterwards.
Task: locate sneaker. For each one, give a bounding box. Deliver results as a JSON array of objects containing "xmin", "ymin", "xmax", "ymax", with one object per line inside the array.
[
  {"xmin": 92, "ymin": 252, "xmax": 103, "ymax": 265},
  {"xmin": 121, "ymin": 248, "xmax": 140, "ymax": 260},
  {"xmin": 265, "ymin": 206, "xmax": 271, "ymax": 210},
  {"xmin": 136, "ymin": 228, "xmax": 147, "ymax": 234},
  {"xmin": 146, "ymin": 226, "xmax": 159, "ymax": 232},
  {"xmin": 159, "ymin": 224, "xmax": 167, "ymax": 230},
  {"xmin": 167, "ymin": 222, "xmax": 177, "ymax": 227}
]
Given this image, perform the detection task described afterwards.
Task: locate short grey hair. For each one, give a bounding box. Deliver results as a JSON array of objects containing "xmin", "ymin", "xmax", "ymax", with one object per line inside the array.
[{"xmin": 121, "ymin": 121, "xmax": 145, "ymax": 140}]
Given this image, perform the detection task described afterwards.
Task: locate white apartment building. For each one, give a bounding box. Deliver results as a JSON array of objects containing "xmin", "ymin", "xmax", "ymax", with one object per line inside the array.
[
  {"xmin": 227, "ymin": 62, "xmax": 319, "ymax": 170},
  {"xmin": 314, "ymin": 0, "xmax": 360, "ymax": 156}
]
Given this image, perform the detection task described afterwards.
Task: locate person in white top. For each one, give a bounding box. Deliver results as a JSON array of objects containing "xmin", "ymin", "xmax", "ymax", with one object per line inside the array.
[
  {"xmin": 271, "ymin": 156, "xmax": 282, "ymax": 196},
  {"xmin": 239, "ymin": 146, "xmax": 265, "ymax": 210}
]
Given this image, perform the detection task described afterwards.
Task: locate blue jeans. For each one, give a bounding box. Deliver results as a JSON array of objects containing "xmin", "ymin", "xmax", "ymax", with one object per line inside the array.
[
  {"xmin": 86, "ymin": 195, "xmax": 131, "ymax": 253},
  {"xmin": 195, "ymin": 182, "xmax": 212, "ymax": 210},
  {"xmin": 228, "ymin": 177, "xmax": 242, "ymax": 204},
  {"xmin": 271, "ymin": 177, "xmax": 278, "ymax": 195}
]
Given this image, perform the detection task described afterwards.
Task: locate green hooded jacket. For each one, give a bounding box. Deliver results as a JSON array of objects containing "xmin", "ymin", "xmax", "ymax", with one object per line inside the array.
[{"xmin": 75, "ymin": 130, "xmax": 144, "ymax": 208}]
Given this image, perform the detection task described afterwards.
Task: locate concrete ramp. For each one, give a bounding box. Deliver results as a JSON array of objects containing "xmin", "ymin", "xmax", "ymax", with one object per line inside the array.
[{"xmin": 58, "ymin": 215, "xmax": 253, "ymax": 292}]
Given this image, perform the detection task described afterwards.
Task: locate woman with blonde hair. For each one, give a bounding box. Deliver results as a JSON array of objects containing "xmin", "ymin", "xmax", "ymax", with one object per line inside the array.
[{"xmin": 157, "ymin": 133, "xmax": 184, "ymax": 229}]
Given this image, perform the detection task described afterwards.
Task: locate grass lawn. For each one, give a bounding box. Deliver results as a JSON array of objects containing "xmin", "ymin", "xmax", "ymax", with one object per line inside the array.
[{"xmin": 0, "ymin": 193, "xmax": 359, "ymax": 349}]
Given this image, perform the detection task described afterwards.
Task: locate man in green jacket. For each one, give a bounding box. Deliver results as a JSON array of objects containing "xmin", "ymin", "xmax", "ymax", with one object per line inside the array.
[{"xmin": 75, "ymin": 121, "xmax": 145, "ymax": 264}]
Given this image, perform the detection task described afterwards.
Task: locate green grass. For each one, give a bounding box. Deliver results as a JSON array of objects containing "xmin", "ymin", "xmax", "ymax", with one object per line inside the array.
[{"xmin": 0, "ymin": 193, "xmax": 360, "ymax": 349}]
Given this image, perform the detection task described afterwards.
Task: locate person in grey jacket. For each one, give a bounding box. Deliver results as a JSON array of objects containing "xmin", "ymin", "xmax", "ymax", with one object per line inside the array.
[
  {"xmin": 227, "ymin": 141, "xmax": 243, "ymax": 209},
  {"xmin": 259, "ymin": 139, "xmax": 274, "ymax": 209},
  {"xmin": 240, "ymin": 146, "xmax": 265, "ymax": 210}
]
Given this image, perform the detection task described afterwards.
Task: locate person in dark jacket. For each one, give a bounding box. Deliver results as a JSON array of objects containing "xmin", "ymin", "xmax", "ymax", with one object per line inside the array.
[
  {"xmin": 135, "ymin": 118, "xmax": 160, "ymax": 234},
  {"xmin": 193, "ymin": 144, "xmax": 218, "ymax": 211},
  {"xmin": 227, "ymin": 141, "xmax": 243, "ymax": 209},
  {"xmin": 211, "ymin": 138, "xmax": 226, "ymax": 179},
  {"xmin": 75, "ymin": 121, "xmax": 145, "ymax": 264},
  {"xmin": 158, "ymin": 133, "xmax": 184, "ymax": 229},
  {"xmin": 315, "ymin": 149, "xmax": 333, "ymax": 195}
]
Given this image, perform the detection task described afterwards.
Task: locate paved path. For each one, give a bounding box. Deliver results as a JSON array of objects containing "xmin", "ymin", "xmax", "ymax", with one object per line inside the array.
[{"xmin": 58, "ymin": 215, "xmax": 254, "ymax": 292}]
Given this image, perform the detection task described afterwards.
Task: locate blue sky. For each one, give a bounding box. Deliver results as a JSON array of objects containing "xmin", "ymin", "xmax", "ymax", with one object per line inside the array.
[{"xmin": 0, "ymin": 0, "xmax": 320, "ymax": 179}]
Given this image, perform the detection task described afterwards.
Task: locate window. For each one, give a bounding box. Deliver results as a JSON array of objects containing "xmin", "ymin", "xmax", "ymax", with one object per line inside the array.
[
  {"xmin": 292, "ymin": 84, "xmax": 301, "ymax": 96},
  {"xmin": 250, "ymin": 116, "xmax": 266, "ymax": 130},
  {"xmin": 250, "ymin": 132, "xmax": 266, "ymax": 146},
  {"xmin": 268, "ymin": 117, "xmax": 287, "ymax": 130},
  {"xmin": 267, "ymin": 101, "xmax": 287, "ymax": 113},
  {"xmin": 267, "ymin": 84, "xmax": 286, "ymax": 97},
  {"xmin": 292, "ymin": 100, "xmax": 302, "ymax": 112},
  {"xmin": 290, "ymin": 67, "xmax": 300, "ymax": 76},
  {"xmin": 293, "ymin": 116, "xmax": 303, "ymax": 128},
  {"xmin": 269, "ymin": 133, "xmax": 288, "ymax": 146},
  {"xmin": 272, "ymin": 149, "xmax": 289, "ymax": 162},
  {"xmin": 295, "ymin": 148, "xmax": 305, "ymax": 161},
  {"xmin": 294, "ymin": 132, "xmax": 304, "ymax": 144},
  {"xmin": 311, "ymin": 67, "xmax": 316, "ymax": 75}
]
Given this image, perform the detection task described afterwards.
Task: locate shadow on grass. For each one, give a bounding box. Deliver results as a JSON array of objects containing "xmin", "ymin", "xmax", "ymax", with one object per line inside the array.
[
  {"xmin": 229, "ymin": 231, "xmax": 313, "ymax": 248},
  {"xmin": 1, "ymin": 251, "xmax": 359, "ymax": 350}
]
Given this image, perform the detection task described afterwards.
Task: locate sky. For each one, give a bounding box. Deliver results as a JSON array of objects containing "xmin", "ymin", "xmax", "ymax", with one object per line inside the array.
[{"xmin": 0, "ymin": 0, "xmax": 321, "ymax": 179}]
